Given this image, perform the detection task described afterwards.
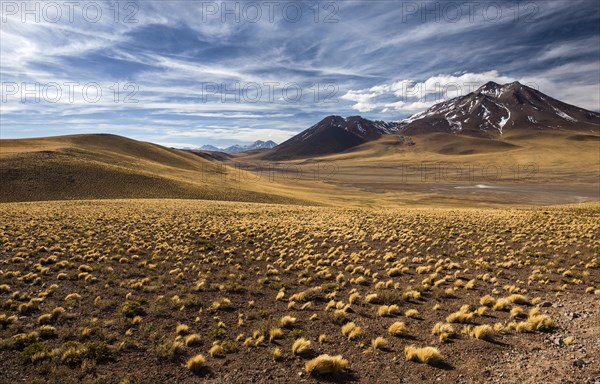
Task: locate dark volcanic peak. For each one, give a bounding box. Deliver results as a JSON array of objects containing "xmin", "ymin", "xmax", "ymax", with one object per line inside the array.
[
  {"xmin": 400, "ymin": 82, "xmax": 600, "ymax": 135},
  {"xmin": 299, "ymin": 115, "xmax": 400, "ymax": 142},
  {"xmin": 264, "ymin": 115, "xmax": 400, "ymax": 160}
]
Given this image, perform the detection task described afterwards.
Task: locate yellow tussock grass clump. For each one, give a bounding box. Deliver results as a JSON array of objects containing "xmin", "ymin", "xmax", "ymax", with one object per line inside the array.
[
  {"xmin": 176, "ymin": 324, "xmax": 189, "ymax": 335},
  {"xmin": 305, "ymin": 354, "xmax": 348, "ymax": 375},
  {"xmin": 209, "ymin": 343, "xmax": 224, "ymax": 357},
  {"xmin": 431, "ymin": 322, "xmax": 454, "ymax": 342},
  {"xmin": 280, "ymin": 316, "xmax": 296, "ymax": 328},
  {"xmin": 292, "ymin": 338, "xmax": 312, "ymax": 356},
  {"xmin": 388, "ymin": 321, "xmax": 408, "ymax": 336},
  {"xmin": 269, "ymin": 327, "xmax": 283, "ymax": 342},
  {"xmin": 492, "ymin": 298, "xmax": 511, "ymax": 311},
  {"xmin": 371, "ymin": 336, "xmax": 388, "ymax": 350},
  {"xmin": 507, "ymin": 294, "xmax": 530, "ymax": 305},
  {"xmin": 341, "ymin": 322, "xmax": 362, "ymax": 340},
  {"xmin": 468, "ymin": 325, "xmax": 495, "ymax": 341},
  {"xmin": 377, "ymin": 304, "xmax": 401, "ymax": 317},
  {"xmin": 185, "ymin": 334, "xmax": 202, "ymax": 347},
  {"xmin": 446, "ymin": 310, "xmax": 473, "ymax": 324},
  {"xmin": 186, "ymin": 354, "xmax": 206, "ymax": 373},
  {"xmin": 479, "ymin": 295, "xmax": 496, "ymax": 307},
  {"xmin": 526, "ymin": 314, "xmax": 555, "ymax": 332},
  {"xmin": 271, "ymin": 347, "xmax": 282, "ymax": 360},
  {"xmin": 405, "ymin": 309, "xmax": 419, "ymax": 318},
  {"xmin": 404, "ymin": 345, "xmax": 443, "ymax": 364}
]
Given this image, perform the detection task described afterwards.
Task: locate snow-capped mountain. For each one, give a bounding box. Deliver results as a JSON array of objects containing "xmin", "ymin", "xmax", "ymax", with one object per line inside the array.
[
  {"xmin": 200, "ymin": 140, "xmax": 278, "ymax": 153},
  {"xmin": 399, "ymin": 81, "xmax": 600, "ymax": 135},
  {"xmin": 263, "ymin": 115, "xmax": 400, "ymax": 160},
  {"xmin": 199, "ymin": 144, "xmax": 222, "ymax": 152}
]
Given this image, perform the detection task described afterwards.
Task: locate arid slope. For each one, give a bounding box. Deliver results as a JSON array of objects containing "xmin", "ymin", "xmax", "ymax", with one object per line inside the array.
[{"xmin": 0, "ymin": 134, "xmax": 307, "ymax": 204}]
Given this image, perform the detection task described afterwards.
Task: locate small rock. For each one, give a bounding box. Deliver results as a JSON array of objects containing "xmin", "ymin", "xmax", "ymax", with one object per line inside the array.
[
  {"xmin": 539, "ymin": 301, "xmax": 552, "ymax": 307},
  {"xmin": 573, "ymin": 358, "xmax": 585, "ymax": 368}
]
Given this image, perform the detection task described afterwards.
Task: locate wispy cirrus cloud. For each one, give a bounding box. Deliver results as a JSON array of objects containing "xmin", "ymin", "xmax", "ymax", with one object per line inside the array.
[{"xmin": 1, "ymin": 0, "xmax": 599, "ymax": 146}]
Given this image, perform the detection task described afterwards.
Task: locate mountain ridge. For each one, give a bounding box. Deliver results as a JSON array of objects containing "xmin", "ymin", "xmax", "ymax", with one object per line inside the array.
[
  {"xmin": 200, "ymin": 140, "xmax": 278, "ymax": 153},
  {"xmin": 399, "ymin": 81, "xmax": 600, "ymax": 135},
  {"xmin": 260, "ymin": 81, "xmax": 600, "ymax": 160}
]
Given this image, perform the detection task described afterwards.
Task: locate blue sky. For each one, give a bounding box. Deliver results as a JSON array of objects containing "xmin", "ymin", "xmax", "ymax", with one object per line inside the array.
[{"xmin": 1, "ymin": 0, "xmax": 599, "ymax": 147}]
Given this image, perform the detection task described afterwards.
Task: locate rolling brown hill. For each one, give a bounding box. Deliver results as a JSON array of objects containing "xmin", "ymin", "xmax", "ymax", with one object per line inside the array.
[{"xmin": 0, "ymin": 134, "xmax": 307, "ymax": 204}]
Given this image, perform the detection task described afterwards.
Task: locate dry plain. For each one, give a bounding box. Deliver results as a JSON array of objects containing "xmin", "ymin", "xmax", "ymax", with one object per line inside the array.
[{"xmin": 0, "ymin": 200, "xmax": 598, "ymax": 383}]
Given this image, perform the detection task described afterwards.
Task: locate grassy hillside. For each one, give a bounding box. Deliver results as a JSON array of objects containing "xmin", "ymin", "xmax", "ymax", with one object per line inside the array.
[{"xmin": 0, "ymin": 134, "xmax": 307, "ymax": 204}]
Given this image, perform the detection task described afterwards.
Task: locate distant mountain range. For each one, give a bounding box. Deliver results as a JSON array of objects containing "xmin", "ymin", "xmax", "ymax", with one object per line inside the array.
[
  {"xmin": 200, "ymin": 140, "xmax": 278, "ymax": 153},
  {"xmin": 262, "ymin": 81, "xmax": 600, "ymax": 160}
]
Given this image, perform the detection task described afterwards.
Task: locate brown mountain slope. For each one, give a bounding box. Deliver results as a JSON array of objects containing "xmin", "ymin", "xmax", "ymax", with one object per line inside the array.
[{"xmin": 0, "ymin": 134, "xmax": 307, "ymax": 204}]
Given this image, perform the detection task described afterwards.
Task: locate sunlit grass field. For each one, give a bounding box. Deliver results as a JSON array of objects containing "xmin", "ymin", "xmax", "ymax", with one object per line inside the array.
[{"xmin": 1, "ymin": 200, "xmax": 598, "ymax": 383}]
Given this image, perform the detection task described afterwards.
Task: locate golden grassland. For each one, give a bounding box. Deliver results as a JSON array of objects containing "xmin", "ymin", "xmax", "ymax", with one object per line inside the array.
[{"xmin": 0, "ymin": 199, "xmax": 598, "ymax": 383}]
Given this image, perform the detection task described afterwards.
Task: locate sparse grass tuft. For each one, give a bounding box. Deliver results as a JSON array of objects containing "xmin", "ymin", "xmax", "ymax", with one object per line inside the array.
[
  {"xmin": 404, "ymin": 345, "xmax": 443, "ymax": 365},
  {"xmin": 431, "ymin": 322, "xmax": 454, "ymax": 342},
  {"xmin": 371, "ymin": 337, "xmax": 388, "ymax": 350},
  {"xmin": 280, "ymin": 316, "xmax": 297, "ymax": 328},
  {"xmin": 186, "ymin": 354, "xmax": 206, "ymax": 374},
  {"xmin": 291, "ymin": 338, "xmax": 312, "ymax": 356},
  {"xmin": 185, "ymin": 334, "xmax": 202, "ymax": 347},
  {"xmin": 404, "ymin": 309, "xmax": 419, "ymax": 318},
  {"xmin": 305, "ymin": 354, "xmax": 348, "ymax": 375},
  {"xmin": 341, "ymin": 322, "xmax": 362, "ymax": 340},
  {"xmin": 468, "ymin": 325, "xmax": 495, "ymax": 341},
  {"xmin": 388, "ymin": 321, "xmax": 408, "ymax": 337}
]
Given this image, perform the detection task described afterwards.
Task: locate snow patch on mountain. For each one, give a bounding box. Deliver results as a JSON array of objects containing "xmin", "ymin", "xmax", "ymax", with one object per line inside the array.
[{"xmin": 551, "ymin": 106, "xmax": 577, "ymax": 122}]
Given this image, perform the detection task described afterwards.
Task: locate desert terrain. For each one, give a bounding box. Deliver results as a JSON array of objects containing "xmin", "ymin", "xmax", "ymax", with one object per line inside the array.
[{"xmin": 0, "ymin": 199, "xmax": 598, "ymax": 384}]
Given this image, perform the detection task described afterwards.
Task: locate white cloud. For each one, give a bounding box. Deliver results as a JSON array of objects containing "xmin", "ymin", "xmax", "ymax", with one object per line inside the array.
[
  {"xmin": 340, "ymin": 92, "xmax": 377, "ymax": 112},
  {"xmin": 344, "ymin": 69, "xmax": 600, "ymax": 115},
  {"xmin": 343, "ymin": 71, "xmax": 516, "ymax": 114}
]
